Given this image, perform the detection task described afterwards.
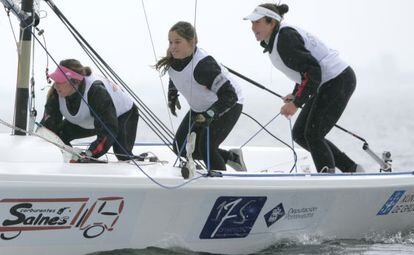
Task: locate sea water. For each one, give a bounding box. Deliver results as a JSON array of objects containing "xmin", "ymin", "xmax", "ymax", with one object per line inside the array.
[{"xmin": 89, "ymin": 234, "xmax": 414, "ymax": 255}]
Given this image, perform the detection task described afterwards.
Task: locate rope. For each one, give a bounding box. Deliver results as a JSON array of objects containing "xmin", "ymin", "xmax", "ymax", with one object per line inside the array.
[
  {"xmin": 44, "ymin": 0, "xmax": 176, "ymax": 150},
  {"xmin": 188, "ymin": 0, "xmax": 198, "ymax": 137},
  {"xmin": 240, "ymin": 112, "xmax": 281, "ymax": 148},
  {"xmin": 28, "ymin": 32, "xmax": 37, "ymax": 133},
  {"xmin": 5, "ymin": 6, "xmax": 20, "ymax": 54},
  {"xmin": 0, "ymin": 118, "xmax": 81, "ymax": 158},
  {"xmin": 2, "ymin": 0, "xmax": 201, "ymax": 189},
  {"xmin": 206, "ymin": 126, "xmax": 211, "ymax": 173},
  {"xmin": 288, "ymin": 118, "xmax": 298, "ymax": 173},
  {"xmin": 32, "ymin": 0, "xmax": 207, "ymax": 189},
  {"xmin": 240, "ymin": 112, "xmax": 297, "ymax": 173},
  {"xmin": 140, "ymin": 0, "xmax": 183, "ymax": 165}
]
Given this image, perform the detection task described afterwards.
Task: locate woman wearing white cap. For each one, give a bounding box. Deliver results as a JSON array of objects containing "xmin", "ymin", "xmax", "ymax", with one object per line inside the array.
[
  {"xmin": 156, "ymin": 21, "xmax": 246, "ymax": 171},
  {"xmin": 41, "ymin": 59, "xmax": 139, "ymax": 162},
  {"xmin": 244, "ymin": 3, "xmax": 363, "ymax": 173}
]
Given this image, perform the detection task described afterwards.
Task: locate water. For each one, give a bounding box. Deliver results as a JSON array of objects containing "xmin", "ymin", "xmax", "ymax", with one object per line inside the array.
[{"xmin": 89, "ymin": 232, "xmax": 414, "ymax": 255}]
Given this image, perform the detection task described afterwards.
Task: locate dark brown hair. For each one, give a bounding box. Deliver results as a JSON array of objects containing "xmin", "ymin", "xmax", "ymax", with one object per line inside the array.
[
  {"xmin": 48, "ymin": 59, "xmax": 90, "ymax": 98},
  {"xmin": 260, "ymin": 3, "xmax": 289, "ymax": 23},
  {"xmin": 155, "ymin": 21, "xmax": 198, "ymax": 75},
  {"xmin": 60, "ymin": 59, "xmax": 92, "ymax": 77}
]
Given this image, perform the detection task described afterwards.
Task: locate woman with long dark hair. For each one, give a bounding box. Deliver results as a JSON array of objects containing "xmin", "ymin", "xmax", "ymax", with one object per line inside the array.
[
  {"xmin": 156, "ymin": 21, "xmax": 246, "ymax": 171},
  {"xmin": 244, "ymin": 4, "xmax": 363, "ymax": 173}
]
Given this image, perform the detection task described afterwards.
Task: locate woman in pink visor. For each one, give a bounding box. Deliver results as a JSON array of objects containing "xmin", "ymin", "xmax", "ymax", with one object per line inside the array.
[{"xmin": 41, "ymin": 59, "xmax": 139, "ymax": 162}]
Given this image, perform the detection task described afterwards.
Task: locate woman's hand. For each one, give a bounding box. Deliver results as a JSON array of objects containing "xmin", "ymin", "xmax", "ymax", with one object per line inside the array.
[
  {"xmin": 283, "ymin": 94, "xmax": 295, "ymax": 103},
  {"xmin": 280, "ymin": 101, "xmax": 298, "ymax": 118}
]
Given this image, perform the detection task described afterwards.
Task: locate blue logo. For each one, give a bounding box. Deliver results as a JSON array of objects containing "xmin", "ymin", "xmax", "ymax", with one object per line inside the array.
[
  {"xmin": 264, "ymin": 203, "xmax": 285, "ymax": 227},
  {"xmin": 200, "ymin": 196, "xmax": 267, "ymax": 239},
  {"xmin": 377, "ymin": 190, "xmax": 406, "ymax": 215}
]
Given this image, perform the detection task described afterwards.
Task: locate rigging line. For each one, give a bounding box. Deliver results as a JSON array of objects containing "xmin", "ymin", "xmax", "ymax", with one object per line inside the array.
[
  {"xmin": 240, "ymin": 112, "xmax": 281, "ymax": 148},
  {"xmin": 44, "ymin": 1, "xmax": 174, "ymax": 139},
  {"xmin": 46, "ymin": 1, "xmax": 176, "ymax": 148},
  {"xmin": 35, "ymin": 0, "xmax": 207, "ymax": 188},
  {"xmin": 0, "ymin": 118, "xmax": 81, "ymax": 158},
  {"xmin": 241, "ymin": 112, "xmax": 297, "ymax": 173},
  {"xmin": 288, "ymin": 118, "xmax": 298, "ymax": 173},
  {"xmin": 18, "ymin": 16, "xmax": 151, "ymax": 173},
  {"xmin": 30, "ymin": 30, "xmax": 203, "ymax": 188},
  {"xmin": 224, "ymin": 65, "xmax": 368, "ymax": 144},
  {"xmin": 37, "ymin": 28, "xmax": 50, "ymax": 85},
  {"xmin": 193, "ymin": 0, "xmax": 198, "ymax": 28},
  {"xmin": 7, "ymin": 0, "xmax": 180, "ymax": 187},
  {"xmin": 5, "ymin": 6, "xmax": 20, "ymax": 54},
  {"xmin": 140, "ymin": 0, "xmax": 181, "ymax": 157},
  {"xmin": 187, "ymin": 0, "xmax": 198, "ymax": 140},
  {"xmin": 28, "ymin": 32, "xmax": 37, "ymax": 133},
  {"xmin": 62, "ymin": 21, "xmax": 174, "ymax": 147}
]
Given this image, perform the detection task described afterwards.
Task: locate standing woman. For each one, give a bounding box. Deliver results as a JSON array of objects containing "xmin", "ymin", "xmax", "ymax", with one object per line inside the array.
[
  {"xmin": 41, "ymin": 59, "xmax": 139, "ymax": 161},
  {"xmin": 156, "ymin": 21, "xmax": 245, "ymax": 171},
  {"xmin": 244, "ymin": 4, "xmax": 362, "ymax": 173}
]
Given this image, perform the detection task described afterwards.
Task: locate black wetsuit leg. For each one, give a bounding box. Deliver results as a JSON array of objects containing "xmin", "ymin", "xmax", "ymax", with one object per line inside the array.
[
  {"xmin": 173, "ymin": 104, "xmax": 242, "ymax": 170},
  {"xmin": 112, "ymin": 104, "xmax": 139, "ymax": 161},
  {"xmin": 292, "ymin": 67, "xmax": 357, "ymax": 172}
]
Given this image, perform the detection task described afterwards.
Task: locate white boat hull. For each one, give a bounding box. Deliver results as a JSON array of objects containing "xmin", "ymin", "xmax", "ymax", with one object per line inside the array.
[{"xmin": 0, "ymin": 134, "xmax": 413, "ymax": 254}]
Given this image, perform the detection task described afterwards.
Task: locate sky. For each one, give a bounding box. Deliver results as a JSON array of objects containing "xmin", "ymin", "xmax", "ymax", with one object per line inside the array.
[{"xmin": 1, "ymin": 0, "xmax": 414, "ymax": 169}]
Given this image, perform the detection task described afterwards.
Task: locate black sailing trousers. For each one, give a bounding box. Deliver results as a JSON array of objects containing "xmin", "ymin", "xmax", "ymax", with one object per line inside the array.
[
  {"xmin": 292, "ymin": 67, "xmax": 357, "ymax": 172},
  {"xmin": 173, "ymin": 104, "xmax": 242, "ymax": 170}
]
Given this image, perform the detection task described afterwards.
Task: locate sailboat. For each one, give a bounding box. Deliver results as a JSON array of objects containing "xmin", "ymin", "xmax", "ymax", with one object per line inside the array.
[{"xmin": 1, "ymin": 0, "xmax": 414, "ymax": 255}]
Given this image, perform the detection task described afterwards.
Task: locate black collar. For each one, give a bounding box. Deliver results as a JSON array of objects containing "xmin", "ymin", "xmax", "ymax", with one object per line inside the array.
[
  {"xmin": 171, "ymin": 47, "xmax": 197, "ymax": 71},
  {"xmin": 260, "ymin": 25, "xmax": 280, "ymax": 54},
  {"xmin": 66, "ymin": 79, "xmax": 85, "ymax": 100}
]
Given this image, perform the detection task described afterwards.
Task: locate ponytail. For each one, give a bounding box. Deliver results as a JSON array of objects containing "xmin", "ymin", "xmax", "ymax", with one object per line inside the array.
[
  {"xmin": 59, "ymin": 59, "xmax": 92, "ymax": 77},
  {"xmin": 260, "ymin": 3, "xmax": 289, "ymax": 23}
]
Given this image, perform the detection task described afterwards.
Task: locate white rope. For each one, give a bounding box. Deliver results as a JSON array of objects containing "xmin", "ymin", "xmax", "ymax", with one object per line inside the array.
[
  {"xmin": 140, "ymin": 0, "xmax": 176, "ymax": 135},
  {"xmin": 140, "ymin": 0, "xmax": 183, "ymax": 160},
  {"xmin": 187, "ymin": 0, "xmax": 198, "ymax": 136},
  {"xmin": 0, "ymin": 117, "xmax": 80, "ymax": 158},
  {"xmin": 5, "ymin": 6, "xmax": 20, "ymax": 55}
]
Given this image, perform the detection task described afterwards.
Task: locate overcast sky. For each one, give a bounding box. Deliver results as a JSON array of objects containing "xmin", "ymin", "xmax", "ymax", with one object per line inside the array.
[
  {"xmin": 1, "ymin": 0, "xmax": 414, "ymax": 168},
  {"xmin": 1, "ymin": 0, "xmax": 413, "ymax": 110}
]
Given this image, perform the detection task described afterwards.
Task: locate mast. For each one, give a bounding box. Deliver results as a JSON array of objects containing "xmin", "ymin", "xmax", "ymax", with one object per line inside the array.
[{"xmin": 13, "ymin": 0, "xmax": 34, "ymax": 135}]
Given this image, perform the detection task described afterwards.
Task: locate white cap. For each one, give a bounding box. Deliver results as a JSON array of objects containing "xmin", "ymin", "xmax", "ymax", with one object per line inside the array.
[{"xmin": 243, "ymin": 6, "xmax": 282, "ymax": 22}]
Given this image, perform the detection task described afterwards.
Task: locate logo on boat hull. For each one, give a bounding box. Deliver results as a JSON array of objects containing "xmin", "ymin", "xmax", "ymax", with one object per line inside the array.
[
  {"xmin": 378, "ymin": 190, "xmax": 406, "ymax": 215},
  {"xmin": 264, "ymin": 203, "xmax": 285, "ymax": 227},
  {"xmin": 0, "ymin": 197, "xmax": 125, "ymax": 240},
  {"xmin": 378, "ymin": 190, "xmax": 414, "ymax": 215},
  {"xmin": 264, "ymin": 203, "xmax": 318, "ymax": 227},
  {"xmin": 200, "ymin": 196, "xmax": 267, "ymax": 239}
]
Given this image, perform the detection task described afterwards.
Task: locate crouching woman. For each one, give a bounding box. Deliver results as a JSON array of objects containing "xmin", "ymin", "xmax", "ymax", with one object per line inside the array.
[{"xmin": 41, "ymin": 59, "xmax": 139, "ymax": 161}]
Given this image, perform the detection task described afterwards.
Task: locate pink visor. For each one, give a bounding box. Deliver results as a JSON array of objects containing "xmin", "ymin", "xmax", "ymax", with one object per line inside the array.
[{"xmin": 48, "ymin": 65, "xmax": 84, "ymax": 83}]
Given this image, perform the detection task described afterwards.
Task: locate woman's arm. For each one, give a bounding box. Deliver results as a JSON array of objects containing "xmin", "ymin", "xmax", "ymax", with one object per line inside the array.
[
  {"xmin": 277, "ymin": 27, "xmax": 322, "ymax": 107},
  {"xmin": 194, "ymin": 56, "xmax": 238, "ymax": 116},
  {"xmin": 87, "ymin": 81, "xmax": 118, "ymax": 158}
]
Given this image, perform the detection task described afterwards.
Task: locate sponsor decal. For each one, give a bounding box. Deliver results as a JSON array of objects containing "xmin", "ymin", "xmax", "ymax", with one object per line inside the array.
[
  {"xmin": 377, "ymin": 190, "xmax": 406, "ymax": 215},
  {"xmin": 200, "ymin": 196, "xmax": 267, "ymax": 239},
  {"xmin": 264, "ymin": 203, "xmax": 318, "ymax": 228},
  {"xmin": 0, "ymin": 197, "xmax": 125, "ymax": 240},
  {"xmin": 286, "ymin": 206, "xmax": 317, "ymax": 220},
  {"xmin": 264, "ymin": 203, "xmax": 285, "ymax": 227},
  {"xmin": 378, "ymin": 190, "xmax": 414, "ymax": 215}
]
